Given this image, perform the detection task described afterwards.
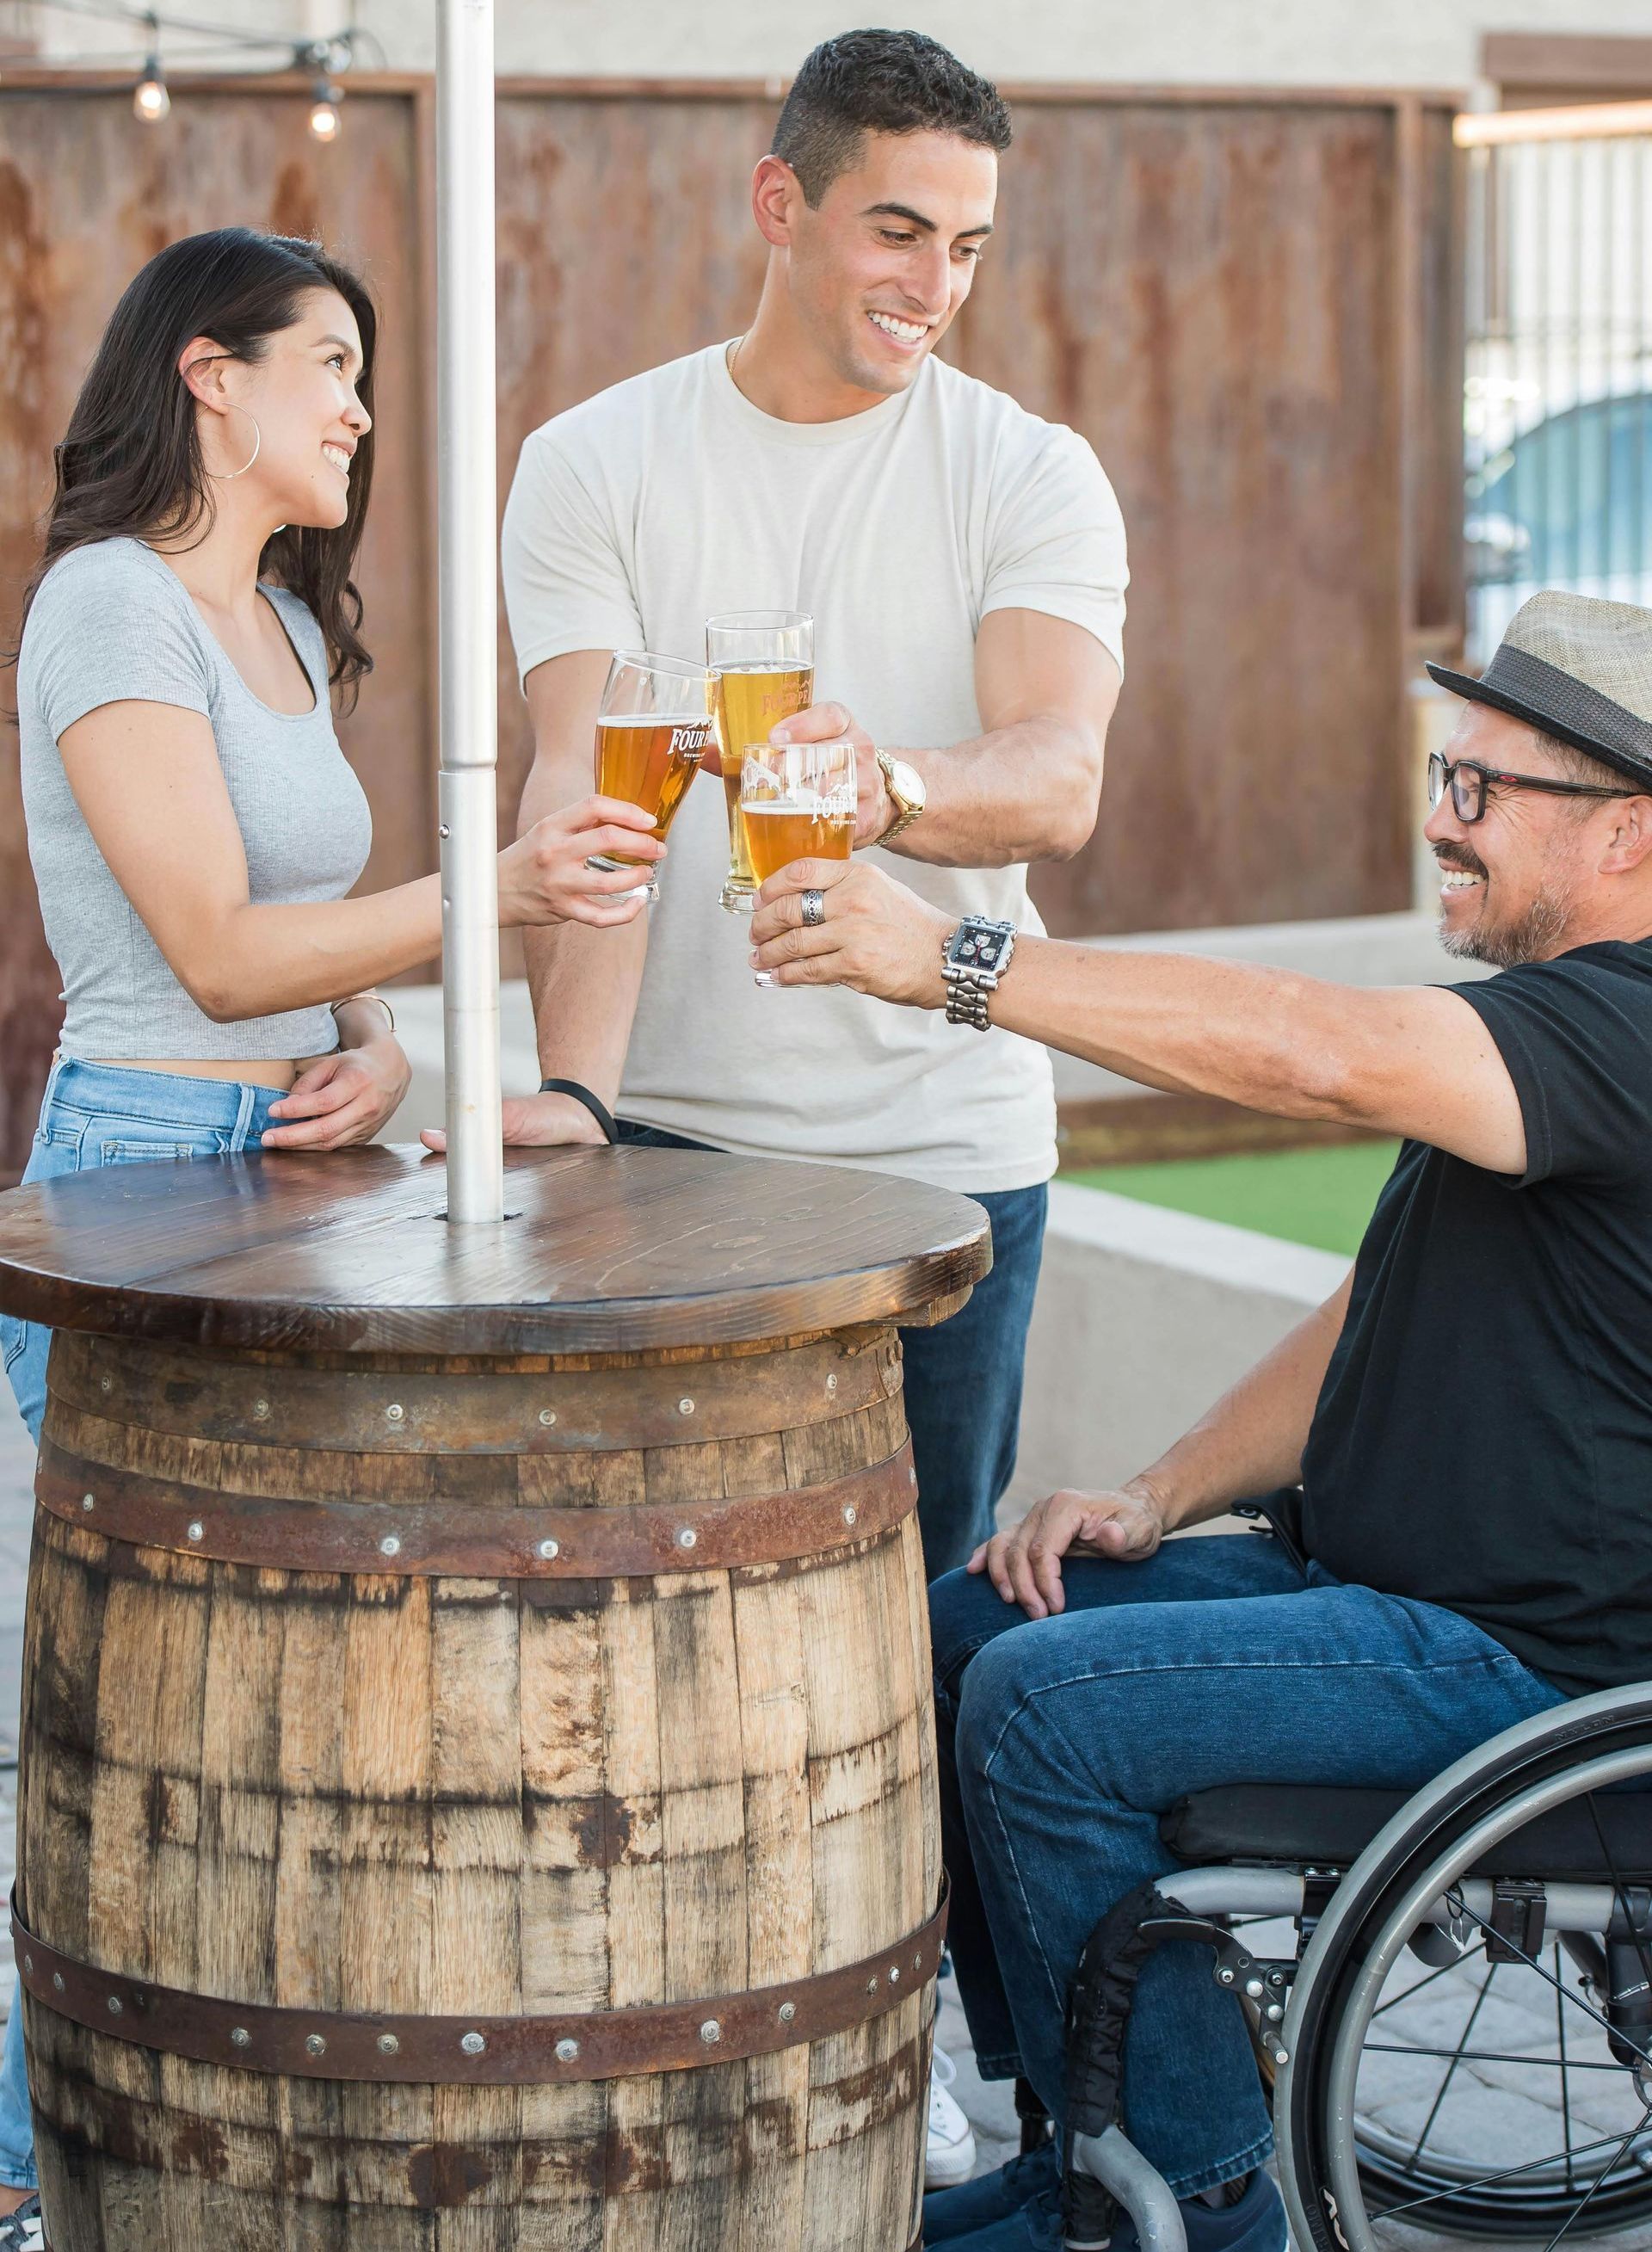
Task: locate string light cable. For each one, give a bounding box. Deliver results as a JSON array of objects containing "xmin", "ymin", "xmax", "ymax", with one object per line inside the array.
[{"xmin": 11, "ymin": 2, "xmax": 377, "ymax": 136}]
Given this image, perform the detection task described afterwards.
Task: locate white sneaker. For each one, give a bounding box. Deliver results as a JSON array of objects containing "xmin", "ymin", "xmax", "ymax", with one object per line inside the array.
[{"xmin": 925, "ymin": 2044, "xmax": 977, "ymax": 2189}]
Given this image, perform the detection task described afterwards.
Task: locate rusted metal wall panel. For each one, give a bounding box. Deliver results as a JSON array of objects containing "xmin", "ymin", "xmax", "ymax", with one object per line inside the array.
[
  {"xmin": 946, "ymin": 97, "xmax": 1419, "ymax": 934},
  {"xmin": 0, "ymin": 85, "xmax": 429, "ymax": 1182}
]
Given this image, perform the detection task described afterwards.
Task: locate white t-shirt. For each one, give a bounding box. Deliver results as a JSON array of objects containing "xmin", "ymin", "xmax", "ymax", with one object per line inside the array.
[{"xmin": 502, "ymin": 342, "xmax": 1127, "ymax": 1194}]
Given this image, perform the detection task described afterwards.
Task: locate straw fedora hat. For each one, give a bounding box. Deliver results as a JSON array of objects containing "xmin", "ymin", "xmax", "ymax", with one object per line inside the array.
[{"xmin": 1427, "ymin": 590, "xmax": 1652, "ymax": 789}]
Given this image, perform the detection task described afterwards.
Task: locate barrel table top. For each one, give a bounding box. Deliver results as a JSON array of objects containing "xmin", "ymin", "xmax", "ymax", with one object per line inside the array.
[{"xmin": 0, "ymin": 1142, "xmax": 992, "ymax": 1354}]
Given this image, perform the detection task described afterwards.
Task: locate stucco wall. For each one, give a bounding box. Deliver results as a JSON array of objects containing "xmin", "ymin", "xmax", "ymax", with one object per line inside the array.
[{"xmin": 24, "ymin": 0, "xmax": 1652, "ymax": 93}]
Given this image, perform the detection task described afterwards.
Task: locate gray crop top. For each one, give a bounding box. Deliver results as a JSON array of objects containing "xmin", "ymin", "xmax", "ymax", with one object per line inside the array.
[{"xmin": 17, "ymin": 537, "xmax": 373, "ymax": 1061}]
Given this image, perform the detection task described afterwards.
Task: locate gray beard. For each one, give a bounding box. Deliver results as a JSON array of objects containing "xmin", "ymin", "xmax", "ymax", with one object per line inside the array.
[{"xmin": 1439, "ymin": 883, "xmax": 1575, "ymax": 970}]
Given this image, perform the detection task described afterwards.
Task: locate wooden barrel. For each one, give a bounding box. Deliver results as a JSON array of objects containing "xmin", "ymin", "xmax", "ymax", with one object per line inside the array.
[{"xmin": 0, "ymin": 1145, "xmax": 991, "ymax": 2250}]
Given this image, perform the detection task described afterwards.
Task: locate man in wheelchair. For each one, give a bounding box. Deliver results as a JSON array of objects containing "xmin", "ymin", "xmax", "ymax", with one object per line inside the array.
[{"xmin": 748, "ymin": 592, "xmax": 1652, "ymax": 2250}]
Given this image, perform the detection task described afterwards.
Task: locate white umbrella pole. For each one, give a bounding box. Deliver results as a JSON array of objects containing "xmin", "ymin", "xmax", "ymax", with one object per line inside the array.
[{"xmin": 436, "ymin": 0, "xmax": 504, "ymax": 1223}]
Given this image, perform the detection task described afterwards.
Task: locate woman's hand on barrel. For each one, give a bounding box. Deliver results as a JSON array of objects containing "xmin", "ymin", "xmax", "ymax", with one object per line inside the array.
[
  {"xmin": 968, "ymin": 1480, "xmax": 1168, "ymax": 1618},
  {"xmin": 497, "ymin": 796, "xmax": 663, "ymax": 929},
  {"xmin": 749, "ymin": 861, "xmax": 952, "ymax": 1003},
  {"xmin": 262, "ymin": 1035, "xmax": 412, "ymax": 1150}
]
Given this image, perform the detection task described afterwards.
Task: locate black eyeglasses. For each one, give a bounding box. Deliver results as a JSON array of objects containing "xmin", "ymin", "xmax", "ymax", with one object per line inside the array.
[{"xmin": 1427, "ymin": 752, "xmax": 1638, "ymax": 825}]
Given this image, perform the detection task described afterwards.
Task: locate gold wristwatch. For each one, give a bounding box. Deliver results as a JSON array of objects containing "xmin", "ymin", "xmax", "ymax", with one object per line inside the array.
[{"xmin": 874, "ymin": 750, "xmax": 927, "ymax": 847}]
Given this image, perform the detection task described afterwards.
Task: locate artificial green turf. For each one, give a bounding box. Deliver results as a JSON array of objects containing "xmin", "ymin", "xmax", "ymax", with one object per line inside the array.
[{"xmin": 1068, "ymin": 1139, "xmax": 1402, "ymax": 1257}]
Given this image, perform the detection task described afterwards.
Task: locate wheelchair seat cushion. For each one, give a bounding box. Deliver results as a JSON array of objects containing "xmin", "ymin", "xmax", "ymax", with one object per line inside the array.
[{"xmin": 1160, "ymin": 1781, "xmax": 1652, "ymax": 1881}]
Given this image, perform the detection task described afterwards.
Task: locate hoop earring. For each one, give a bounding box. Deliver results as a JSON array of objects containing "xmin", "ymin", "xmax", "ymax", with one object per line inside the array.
[{"xmin": 205, "ymin": 403, "xmax": 261, "ymax": 481}]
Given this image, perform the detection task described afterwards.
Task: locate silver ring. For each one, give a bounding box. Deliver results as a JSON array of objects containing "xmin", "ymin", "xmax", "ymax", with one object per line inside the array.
[{"xmin": 800, "ymin": 889, "xmax": 826, "ymax": 928}]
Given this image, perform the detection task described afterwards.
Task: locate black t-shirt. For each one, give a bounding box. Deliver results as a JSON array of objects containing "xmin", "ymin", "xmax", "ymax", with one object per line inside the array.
[{"xmin": 1299, "ymin": 939, "xmax": 1652, "ymax": 1698}]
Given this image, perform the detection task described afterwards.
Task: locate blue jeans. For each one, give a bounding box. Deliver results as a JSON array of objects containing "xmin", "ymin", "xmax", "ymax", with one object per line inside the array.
[
  {"xmin": 613, "ymin": 1122, "xmax": 1046, "ymax": 1576},
  {"xmin": 928, "ymin": 1530, "xmax": 1569, "ymax": 2197},
  {"xmin": 0, "ymin": 1058, "xmax": 280, "ymax": 2191}
]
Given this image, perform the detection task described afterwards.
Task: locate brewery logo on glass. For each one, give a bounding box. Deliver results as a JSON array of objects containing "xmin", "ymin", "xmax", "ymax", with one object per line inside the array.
[{"xmin": 587, "ymin": 651, "xmax": 718, "ymax": 903}]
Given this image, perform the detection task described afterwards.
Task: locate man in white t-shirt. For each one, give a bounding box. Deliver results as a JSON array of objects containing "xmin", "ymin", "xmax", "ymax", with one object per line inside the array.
[{"xmin": 495, "ymin": 30, "xmax": 1126, "ymax": 1593}]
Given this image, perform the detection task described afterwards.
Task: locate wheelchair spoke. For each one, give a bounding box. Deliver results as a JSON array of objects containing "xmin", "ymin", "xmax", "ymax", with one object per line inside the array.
[
  {"xmin": 1538, "ymin": 2105, "xmax": 1652, "ymax": 2252},
  {"xmin": 1369, "ymin": 1934, "xmax": 1486, "ymax": 2021},
  {"xmin": 1364, "ymin": 2038, "xmax": 1626, "ymax": 2072},
  {"xmin": 1370, "ymin": 2119, "xmax": 1652, "ymax": 2224},
  {"xmin": 1407, "ymin": 1958, "xmax": 1495, "ymax": 2165},
  {"xmin": 1556, "ymin": 1941, "xmax": 1575, "ymax": 2194}
]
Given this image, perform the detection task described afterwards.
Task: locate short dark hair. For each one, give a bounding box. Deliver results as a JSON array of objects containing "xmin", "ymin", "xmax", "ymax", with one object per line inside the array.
[{"xmin": 772, "ymin": 29, "xmax": 1012, "ymax": 207}]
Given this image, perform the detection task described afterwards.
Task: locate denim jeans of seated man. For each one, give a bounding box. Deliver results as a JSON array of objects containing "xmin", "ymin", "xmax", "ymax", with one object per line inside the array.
[
  {"xmin": 613, "ymin": 1120, "xmax": 1046, "ymax": 1579},
  {"xmin": 0, "ymin": 1058, "xmax": 281, "ymax": 2193},
  {"xmin": 928, "ymin": 1529, "xmax": 1570, "ymax": 2199}
]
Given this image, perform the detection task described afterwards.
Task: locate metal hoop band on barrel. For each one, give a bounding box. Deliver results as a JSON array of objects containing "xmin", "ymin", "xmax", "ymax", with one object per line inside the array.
[
  {"xmin": 11, "ymin": 1880, "xmax": 948, "ymax": 2085},
  {"xmin": 34, "ymin": 1438, "xmax": 916, "ymax": 1576}
]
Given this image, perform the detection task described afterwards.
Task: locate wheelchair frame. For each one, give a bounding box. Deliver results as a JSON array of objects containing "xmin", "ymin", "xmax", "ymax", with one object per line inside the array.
[{"xmin": 1063, "ymin": 1684, "xmax": 1652, "ymax": 2252}]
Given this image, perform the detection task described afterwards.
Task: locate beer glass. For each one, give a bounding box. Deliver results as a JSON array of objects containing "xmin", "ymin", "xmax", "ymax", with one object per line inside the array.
[
  {"xmin": 587, "ymin": 651, "xmax": 717, "ymax": 903},
  {"xmin": 741, "ymin": 737, "xmax": 854, "ymax": 987},
  {"xmin": 706, "ymin": 611, "xmax": 814, "ymax": 913}
]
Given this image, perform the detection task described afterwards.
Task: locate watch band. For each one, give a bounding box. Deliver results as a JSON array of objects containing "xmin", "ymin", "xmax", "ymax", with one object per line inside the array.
[
  {"xmin": 875, "ymin": 750, "xmax": 923, "ymax": 848},
  {"xmin": 943, "ymin": 973, "xmax": 996, "ymax": 1031},
  {"xmin": 539, "ymin": 1078, "xmax": 619, "ymax": 1145}
]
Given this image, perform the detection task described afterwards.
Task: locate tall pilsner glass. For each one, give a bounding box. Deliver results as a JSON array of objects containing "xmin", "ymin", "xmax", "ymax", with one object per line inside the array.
[
  {"xmin": 586, "ymin": 651, "xmax": 717, "ymax": 904},
  {"xmin": 706, "ymin": 611, "xmax": 814, "ymax": 913}
]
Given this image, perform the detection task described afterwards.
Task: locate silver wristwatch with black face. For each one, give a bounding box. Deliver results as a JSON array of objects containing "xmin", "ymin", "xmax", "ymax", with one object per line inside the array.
[{"xmin": 942, "ymin": 916, "xmax": 1017, "ymax": 1029}]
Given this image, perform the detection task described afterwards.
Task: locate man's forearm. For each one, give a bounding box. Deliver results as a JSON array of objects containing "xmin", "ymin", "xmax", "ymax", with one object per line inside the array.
[
  {"xmin": 518, "ymin": 751, "xmax": 646, "ymax": 1105},
  {"xmin": 884, "ymin": 713, "xmax": 1101, "ymax": 868},
  {"xmin": 990, "ymin": 938, "xmax": 1378, "ymax": 1122},
  {"xmin": 1134, "ymin": 1280, "xmax": 1352, "ymax": 1533}
]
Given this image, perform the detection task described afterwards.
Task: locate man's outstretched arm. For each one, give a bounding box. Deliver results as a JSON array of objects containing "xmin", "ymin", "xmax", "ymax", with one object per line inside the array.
[
  {"xmin": 748, "ymin": 861, "xmax": 1528, "ymax": 1175},
  {"xmin": 977, "ymin": 1273, "xmax": 1353, "ymax": 1618}
]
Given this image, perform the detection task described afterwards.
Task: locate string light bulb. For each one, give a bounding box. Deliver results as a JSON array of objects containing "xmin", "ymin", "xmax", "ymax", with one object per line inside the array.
[
  {"xmin": 133, "ymin": 53, "xmax": 170, "ymax": 121},
  {"xmin": 308, "ymin": 77, "xmax": 341, "ymax": 142}
]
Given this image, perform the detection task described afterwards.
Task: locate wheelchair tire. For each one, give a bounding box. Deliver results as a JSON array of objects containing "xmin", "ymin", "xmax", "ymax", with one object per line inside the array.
[{"xmin": 1276, "ymin": 1685, "xmax": 1652, "ymax": 2250}]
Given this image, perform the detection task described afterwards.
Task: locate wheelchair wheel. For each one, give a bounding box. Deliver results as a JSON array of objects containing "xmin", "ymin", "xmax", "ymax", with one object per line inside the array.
[{"xmin": 1278, "ymin": 1686, "xmax": 1652, "ymax": 2249}]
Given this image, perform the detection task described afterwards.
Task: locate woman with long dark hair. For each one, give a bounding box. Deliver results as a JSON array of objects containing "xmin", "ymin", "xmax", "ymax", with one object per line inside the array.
[{"xmin": 0, "ymin": 227, "xmax": 659, "ymax": 2232}]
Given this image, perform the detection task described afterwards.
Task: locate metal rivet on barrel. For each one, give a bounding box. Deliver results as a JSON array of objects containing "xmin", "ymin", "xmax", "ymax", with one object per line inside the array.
[
  {"xmin": 866, "ymin": 1977, "xmax": 879, "ymax": 1995},
  {"xmin": 20, "ymin": 1956, "xmax": 30, "ymax": 1976},
  {"xmin": 305, "ymin": 2033, "xmax": 326, "ymax": 2057},
  {"xmin": 379, "ymin": 1535, "xmax": 402, "ymax": 1558},
  {"xmin": 909, "ymin": 1468, "xmax": 917, "ymax": 1488},
  {"xmin": 231, "ymin": 2027, "xmax": 250, "ymax": 2049},
  {"xmin": 555, "ymin": 2037, "xmax": 580, "ymax": 2063},
  {"xmin": 82, "ymin": 1493, "xmax": 95, "ymax": 1512},
  {"xmin": 377, "ymin": 2033, "xmax": 400, "ymax": 2055},
  {"xmin": 537, "ymin": 1539, "xmax": 560, "ymax": 1561},
  {"xmin": 107, "ymin": 1996, "xmax": 122, "ymax": 2015},
  {"xmin": 889, "ymin": 1965, "xmax": 900, "ymax": 1983},
  {"xmin": 51, "ymin": 1973, "xmax": 64, "ymax": 1994},
  {"xmin": 700, "ymin": 2019, "xmax": 721, "ymax": 2045},
  {"xmin": 675, "ymin": 1527, "xmax": 698, "ymax": 1551},
  {"xmin": 439, "ymin": 824, "xmax": 450, "ymax": 840},
  {"xmin": 187, "ymin": 1521, "xmax": 204, "ymax": 1543},
  {"xmin": 252, "ymin": 1398, "xmax": 270, "ymax": 1421},
  {"xmin": 778, "ymin": 2001, "xmax": 796, "ymax": 2024},
  {"xmin": 100, "ymin": 1374, "xmax": 112, "ymax": 1393},
  {"xmin": 538, "ymin": 1408, "xmax": 557, "ymax": 1428},
  {"xmin": 677, "ymin": 1397, "xmax": 695, "ymax": 1416},
  {"xmin": 826, "ymin": 1373, "xmax": 838, "ymax": 1394},
  {"xmin": 461, "ymin": 2031, "xmax": 486, "ymax": 2056},
  {"xmin": 842, "ymin": 1506, "xmax": 857, "ymax": 1527},
  {"xmin": 385, "ymin": 1403, "xmax": 405, "ymax": 1423}
]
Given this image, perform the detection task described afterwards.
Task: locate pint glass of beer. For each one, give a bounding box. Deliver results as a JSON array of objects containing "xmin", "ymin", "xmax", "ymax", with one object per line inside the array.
[
  {"xmin": 587, "ymin": 651, "xmax": 717, "ymax": 903},
  {"xmin": 741, "ymin": 737, "xmax": 854, "ymax": 987},
  {"xmin": 706, "ymin": 611, "xmax": 814, "ymax": 914}
]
